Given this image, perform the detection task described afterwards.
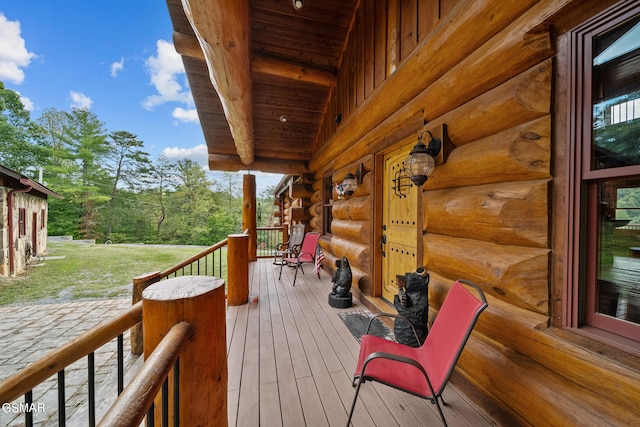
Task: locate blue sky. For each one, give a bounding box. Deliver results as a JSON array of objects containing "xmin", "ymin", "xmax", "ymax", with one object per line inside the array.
[{"xmin": 0, "ymin": 1, "xmax": 282, "ymax": 194}]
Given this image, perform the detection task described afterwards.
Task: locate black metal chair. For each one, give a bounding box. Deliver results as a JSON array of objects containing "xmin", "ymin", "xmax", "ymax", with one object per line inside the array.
[{"xmin": 273, "ymin": 224, "xmax": 305, "ymax": 265}]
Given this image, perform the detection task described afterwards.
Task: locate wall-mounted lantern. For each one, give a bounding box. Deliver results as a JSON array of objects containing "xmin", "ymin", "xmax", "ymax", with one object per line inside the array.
[
  {"xmin": 404, "ymin": 128, "xmax": 442, "ymax": 186},
  {"xmin": 341, "ymin": 164, "xmax": 362, "ymax": 197}
]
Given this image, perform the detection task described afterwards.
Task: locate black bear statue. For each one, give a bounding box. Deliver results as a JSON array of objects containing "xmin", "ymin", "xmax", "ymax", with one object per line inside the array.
[
  {"xmin": 328, "ymin": 257, "xmax": 353, "ymax": 308},
  {"xmin": 393, "ymin": 268, "xmax": 429, "ymax": 347}
]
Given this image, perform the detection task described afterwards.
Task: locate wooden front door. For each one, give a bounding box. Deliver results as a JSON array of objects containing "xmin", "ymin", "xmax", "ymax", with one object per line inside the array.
[{"xmin": 381, "ymin": 143, "xmax": 420, "ymax": 303}]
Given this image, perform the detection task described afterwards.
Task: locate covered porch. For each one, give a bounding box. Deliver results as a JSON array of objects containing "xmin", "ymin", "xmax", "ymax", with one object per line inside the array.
[
  {"xmin": 0, "ymin": 255, "xmax": 497, "ymax": 426},
  {"xmin": 227, "ymin": 258, "xmax": 497, "ymax": 426}
]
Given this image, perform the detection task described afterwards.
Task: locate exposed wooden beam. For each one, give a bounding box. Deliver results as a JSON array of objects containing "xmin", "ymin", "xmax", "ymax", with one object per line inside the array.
[
  {"xmin": 252, "ymin": 54, "xmax": 337, "ymax": 87},
  {"xmin": 173, "ymin": 32, "xmax": 336, "ymax": 88},
  {"xmin": 181, "ymin": 0, "xmax": 254, "ymax": 165},
  {"xmin": 209, "ymin": 154, "xmax": 309, "ymax": 175},
  {"xmin": 173, "ymin": 31, "xmax": 204, "ymax": 60}
]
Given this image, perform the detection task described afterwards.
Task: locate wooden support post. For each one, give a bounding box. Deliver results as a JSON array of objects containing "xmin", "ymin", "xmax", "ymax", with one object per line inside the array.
[
  {"xmin": 143, "ymin": 275, "xmax": 227, "ymax": 427},
  {"xmin": 130, "ymin": 271, "xmax": 161, "ymax": 355},
  {"xmin": 227, "ymin": 234, "xmax": 249, "ymax": 306},
  {"xmin": 282, "ymin": 223, "xmax": 289, "ymax": 247},
  {"xmin": 242, "ymin": 174, "xmax": 257, "ymax": 261}
]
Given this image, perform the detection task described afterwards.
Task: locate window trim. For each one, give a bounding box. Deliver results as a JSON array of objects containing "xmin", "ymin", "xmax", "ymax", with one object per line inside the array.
[
  {"xmin": 18, "ymin": 208, "xmax": 26, "ymax": 237},
  {"xmin": 322, "ymin": 170, "xmax": 334, "ymax": 236},
  {"xmin": 564, "ymin": 0, "xmax": 640, "ymax": 354}
]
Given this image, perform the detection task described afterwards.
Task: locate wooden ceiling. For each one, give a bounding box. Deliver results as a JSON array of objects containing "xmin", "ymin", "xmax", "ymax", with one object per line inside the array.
[{"xmin": 166, "ymin": 0, "xmax": 359, "ymax": 174}]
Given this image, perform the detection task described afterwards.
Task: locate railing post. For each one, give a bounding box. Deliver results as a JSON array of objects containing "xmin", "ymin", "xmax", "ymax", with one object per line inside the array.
[
  {"xmin": 143, "ymin": 275, "xmax": 227, "ymax": 426},
  {"xmin": 227, "ymin": 234, "xmax": 249, "ymax": 306},
  {"xmin": 130, "ymin": 271, "xmax": 162, "ymax": 355}
]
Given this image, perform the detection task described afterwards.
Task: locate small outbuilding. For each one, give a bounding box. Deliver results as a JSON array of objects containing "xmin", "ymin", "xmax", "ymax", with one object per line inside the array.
[{"xmin": 0, "ymin": 165, "xmax": 62, "ymax": 276}]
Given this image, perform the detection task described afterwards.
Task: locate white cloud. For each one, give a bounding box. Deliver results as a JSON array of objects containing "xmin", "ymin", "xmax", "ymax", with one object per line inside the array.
[
  {"xmin": 143, "ymin": 39, "xmax": 192, "ymax": 109},
  {"xmin": 69, "ymin": 91, "xmax": 93, "ymax": 109},
  {"xmin": 15, "ymin": 91, "xmax": 34, "ymax": 111},
  {"xmin": 162, "ymin": 144, "xmax": 208, "ymax": 166},
  {"xmin": 172, "ymin": 107, "xmax": 199, "ymax": 123},
  {"xmin": 110, "ymin": 57, "xmax": 124, "ymax": 77},
  {"xmin": 0, "ymin": 13, "xmax": 36, "ymax": 84}
]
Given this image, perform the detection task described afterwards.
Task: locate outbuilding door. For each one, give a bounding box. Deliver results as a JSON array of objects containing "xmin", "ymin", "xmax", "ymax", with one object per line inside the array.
[
  {"xmin": 32, "ymin": 213, "xmax": 38, "ymax": 254},
  {"xmin": 381, "ymin": 143, "xmax": 420, "ymax": 303}
]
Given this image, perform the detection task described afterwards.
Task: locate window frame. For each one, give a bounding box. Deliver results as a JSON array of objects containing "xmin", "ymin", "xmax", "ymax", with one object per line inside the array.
[
  {"xmin": 18, "ymin": 208, "xmax": 26, "ymax": 237},
  {"xmin": 322, "ymin": 171, "xmax": 334, "ymax": 236},
  {"xmin": 565, "ymin": 0, "xmax": 640, "ymax": 354}
]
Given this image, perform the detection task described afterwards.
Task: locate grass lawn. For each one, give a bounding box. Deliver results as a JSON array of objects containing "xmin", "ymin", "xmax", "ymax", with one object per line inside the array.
[{"xmin": 0, "ymin": 241, "xmax": 211, "ymax": 306}]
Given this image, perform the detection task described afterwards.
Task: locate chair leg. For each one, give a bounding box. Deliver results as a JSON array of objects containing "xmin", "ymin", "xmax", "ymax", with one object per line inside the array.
[
  {"xmin": 279, "ymin": 258, "xmax": 285, "ymax": 280},
  {"xmin": 440, "ymin": 394, "xmax": 448, "ymax": 406},
  {"xmin": 346, "ymin": 378, "xmax": 365, "ymax": 426},
  {"xmin": 431, "ymin": 394, "xmax": 448, "ymax": 427},
  {"xmin": 292, "ymin": 262, "xmax": 300, "ymax": 286}
]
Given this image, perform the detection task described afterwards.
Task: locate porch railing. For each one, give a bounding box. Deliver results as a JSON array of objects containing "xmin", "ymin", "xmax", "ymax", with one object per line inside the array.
[
  {"xmin": 0, "ymin": 227, "xmax": 268, "ymax": 427},
  {"xmin": 0, "ymin": 302, "xmax": 143, "ymax": 427},
  {"xmin": 256, "ymin": 226, "xmax": 283, "ymax": 258},
  {"xmin": 98, "ymin": 321, "xmax": 193, "ymax": 427},
  {"xmin": 130, "ymin": 237, "xmax": 231, "ymax": 355},
  {"xmin": 0, "ymin": 234, "xmax": 238, "ymax": 426}
]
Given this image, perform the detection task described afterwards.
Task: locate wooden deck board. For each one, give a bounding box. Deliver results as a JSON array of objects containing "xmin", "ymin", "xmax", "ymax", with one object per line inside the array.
[{"xmin": 226, "ymin": 259, "xmax": 496, "ymax": 426}]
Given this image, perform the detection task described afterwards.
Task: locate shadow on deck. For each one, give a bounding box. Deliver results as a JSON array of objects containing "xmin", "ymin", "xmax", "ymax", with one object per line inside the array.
[{"xmin": 227, "ymin": 259, "xmax": 497, "ymax": 426}]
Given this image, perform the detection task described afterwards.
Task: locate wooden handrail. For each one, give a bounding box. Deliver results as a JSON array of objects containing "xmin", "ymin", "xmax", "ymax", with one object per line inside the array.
[
  {"xmin": 159, "ymin": 238, "xmax": 229, "ymax": 277},
  {"xmin": 98, "ymin": 321, "xmax": 194, "ymax": 427},
  {"xmin": 0, "ymin": 302, "xmax": 143, "ymax": 404}
]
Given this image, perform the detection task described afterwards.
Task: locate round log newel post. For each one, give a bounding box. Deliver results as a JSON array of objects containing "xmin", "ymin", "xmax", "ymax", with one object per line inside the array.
[
  {"xmin": 143, "ymin": 275, "xmax": 227, "ymax": 426},
  {"xmin": 131, "ymin": 271, "xmax": 161, "ymax": 355},
  {"xmin": 227, "ymin": 234, "xmax": 249, "ymax": 305}
]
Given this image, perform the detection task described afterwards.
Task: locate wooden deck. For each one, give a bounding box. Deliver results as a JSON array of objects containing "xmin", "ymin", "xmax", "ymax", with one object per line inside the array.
[{"xmin": 226, "ymin": 259, "xmax": 497, "ymax": 427}]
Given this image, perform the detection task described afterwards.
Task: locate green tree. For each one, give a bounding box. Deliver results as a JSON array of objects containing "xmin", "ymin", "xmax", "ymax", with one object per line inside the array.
[
  {"xmin": 0, "ymin": 82, "xmax": 41, "ymax": 171},
  {"xmin": 258, "ymin": 184, "xmax": 276, "ymax": 226},
  {"xmin": 146, "ymin": 154, "xmax": 176, "ymax": 238},
  {"xmin": 104, "ymin": 131, "xmax": 151, "ymax": 236},
  {"xmin": 169, "ymin": 159, "xmax": 217, "ymax": 244},
  {"xmin": 63, "ymin": 108, "xmax": 111, "ymax": 239}
]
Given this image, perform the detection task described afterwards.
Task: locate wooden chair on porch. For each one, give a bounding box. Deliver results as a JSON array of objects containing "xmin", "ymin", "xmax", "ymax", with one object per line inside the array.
[
  {"xmin": 273, "ymin": 223, "xmax": 305, "ymax": 265},
  {"xmin": 278, "ymin": 232, "xmax": 320, "ymax": 286},
  {"xmin": 347, "ymin": 279, "xmax": 488, "ymax": 426}
]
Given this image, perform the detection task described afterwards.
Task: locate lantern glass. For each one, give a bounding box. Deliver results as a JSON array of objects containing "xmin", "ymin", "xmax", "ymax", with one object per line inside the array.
[
  {"xmin": 342, "ymin": 173, "xmax": 358, "ymax": 195},
  {"xmin": 404, "ymin": 152, "xmax": 435, "ymax": 186}
]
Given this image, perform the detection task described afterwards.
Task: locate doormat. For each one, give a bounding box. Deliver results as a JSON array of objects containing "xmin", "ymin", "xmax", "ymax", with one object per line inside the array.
[{"xmin": 338, "ymin": 310, "xmax": 395, "ymax": 343}]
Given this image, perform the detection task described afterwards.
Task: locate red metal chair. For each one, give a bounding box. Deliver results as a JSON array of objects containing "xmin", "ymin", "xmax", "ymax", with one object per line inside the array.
[
  {"xmin": 278, "ymin": 232, "xmax": 321, "ymax": 286},
  {"xmin": 347, "ymin": 279, "xmax": 488, "ymax": 426}
]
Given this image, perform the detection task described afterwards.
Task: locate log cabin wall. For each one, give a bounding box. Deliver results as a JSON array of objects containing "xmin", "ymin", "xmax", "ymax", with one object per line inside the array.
[{"xmin": 309, "ymin": 0, "xmax": 640, "ymax": 424}]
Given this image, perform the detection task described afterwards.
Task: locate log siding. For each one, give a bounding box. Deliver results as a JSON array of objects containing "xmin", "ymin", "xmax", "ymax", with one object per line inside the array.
[{"xmin": 305, "ymin": 0, "xmax": 640, "ymax": 424}]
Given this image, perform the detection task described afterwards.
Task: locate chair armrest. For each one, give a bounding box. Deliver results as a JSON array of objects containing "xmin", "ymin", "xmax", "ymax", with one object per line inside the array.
[
  {"xmin": 296, "ymin": 250, "xmax": 314, "ymax": 260},
  {"xmin": 360, "ymin": 351, "xmax": 437, "ymax": 398},
  {"xmin": 366, "ymin": 313, "xmax": 420, "ymax": 346}
]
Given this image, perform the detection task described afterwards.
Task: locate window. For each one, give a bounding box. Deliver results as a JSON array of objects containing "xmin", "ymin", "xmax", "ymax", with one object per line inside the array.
[
  {"xmin": 322, "ymin": 172, "xmax": 333, "ymax": 235},
  {"xmin": 41, "ymin": 209, "xmax": 45, "ymax": 229},
  {"xmin": 18, "ymin": 208, "xmax": 26, "ymax": 237},
  {"xmin": 567, "ymin": 2, "xmax": 640, "ymax": 348}
]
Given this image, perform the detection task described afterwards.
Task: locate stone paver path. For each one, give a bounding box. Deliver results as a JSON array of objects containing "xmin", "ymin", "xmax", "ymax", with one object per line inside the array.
[{"xmin": 0, "ymin": 299, "xmax": 140, "ymax": 426}]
